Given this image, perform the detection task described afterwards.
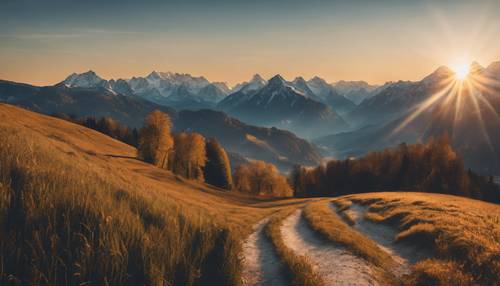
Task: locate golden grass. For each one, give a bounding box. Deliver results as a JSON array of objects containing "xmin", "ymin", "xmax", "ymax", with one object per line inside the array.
[
  {"xmin": 264, "ymin": 208, "xmax": 324, "ymax": 286},
  {"xmin": 344, "ymin": 192, "xmax": 500, "ymax": 286},
  {"xmin": 2, "ymin": 104, "xmax": 498, "ymax": 286},
  {"xmin": 0, "ymin": 104, "xmax": 310, "ymax": 285},
  {"xmin": 332, "ymin": 199, "xmax": 356, "ymax": 226}
]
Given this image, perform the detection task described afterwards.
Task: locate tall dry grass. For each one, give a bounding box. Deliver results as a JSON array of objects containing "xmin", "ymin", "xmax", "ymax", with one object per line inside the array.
[
  {"xmin": 0, "ymin": 127, "xmax": 241, "ymax": 286},
  {"xmin": 347, "ymin": 193, "xmax": 500, "ymax": 286}
]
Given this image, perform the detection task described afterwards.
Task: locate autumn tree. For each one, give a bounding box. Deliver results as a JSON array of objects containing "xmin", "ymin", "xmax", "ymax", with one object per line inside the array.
[
  {"xmin": 138, "ymin": 110, "xmax": 173, "ymax": 168},
  {"xmin": 204, "ymin": 138, "xmax": 233, "ymax": 190},
  {"xmin": 234, "ymin": 161, "xmax": 292, "ymax": 197},
  {"xmin": 172, "ymin": 132, "xmax": 206, "ymax": 180}
]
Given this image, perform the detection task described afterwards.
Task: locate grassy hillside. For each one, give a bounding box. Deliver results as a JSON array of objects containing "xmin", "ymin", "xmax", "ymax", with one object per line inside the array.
[
  {"xmin": 0, "ymin": 103, "xmax": 498, "ymax": 286},
  {"xmin": 0, "ymin": 104, "xmax": 306, "ymax": 285},
  {"xmin": 334, "ymin": 192, "xmax": 500, "ymax": 285}
]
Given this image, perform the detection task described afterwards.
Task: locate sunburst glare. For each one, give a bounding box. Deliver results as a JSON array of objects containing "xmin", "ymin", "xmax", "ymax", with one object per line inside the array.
[
  {"xmin": 451, "ymin": 61, "xmax": 470, "ymax": 80},
  {"xmin": 390, "ymin": 60, "xmax": 500, "ymax": 153}
]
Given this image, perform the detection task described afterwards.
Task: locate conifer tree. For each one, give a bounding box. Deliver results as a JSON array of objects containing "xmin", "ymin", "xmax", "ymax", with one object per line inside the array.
[{"xmin": 204, "ymin": 138, "xmax": 233, "ymax": 190}]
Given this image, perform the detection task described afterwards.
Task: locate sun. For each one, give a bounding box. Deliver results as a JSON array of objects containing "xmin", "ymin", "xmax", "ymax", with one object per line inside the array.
[{"xmin": 451, "ymin": 62, "xmax": 470, "ymax": 80}]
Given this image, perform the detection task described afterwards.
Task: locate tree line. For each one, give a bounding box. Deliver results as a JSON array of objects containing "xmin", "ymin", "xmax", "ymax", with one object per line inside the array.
[
  {"xmin": 51, "ymin": 113, "xmax": 140, "ymax": 147},
  {"xmin": 289, "ymin": 135, "xmax": 500, "ymax": 203}
]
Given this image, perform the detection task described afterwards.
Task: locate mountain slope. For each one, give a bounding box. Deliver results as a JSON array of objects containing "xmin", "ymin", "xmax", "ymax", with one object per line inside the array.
[
  {"xmin": 332, "ymin": 80, "xmax": 379, "ymax": 104},
  {"xmin": 305, "ymin": 77, "xmax": 357, "ymax": 114},
  {"xmin": 346, "ymin": 66, "xmax": 454, "ymax": 127},
  {"xmin": 173, "ymin": 109, "xmax": 322, "ymax": 170},
  {"xmin": 61, "ymin": 71, "xmax": 231, "ymax": 110},
  {"xmin": 217, "ymin": 74, "xmax": 267, "ymax": 111},
  {"xmin": 0, "ymin": 103, "xmax": 298, "ymax": 285},
  {"xmin": 221, "ymin": 75, "xmax": 348, "ymax": 138},
  {"xmin": 127, "ymin": 71, "xmax": 229, "ymax": 109}
]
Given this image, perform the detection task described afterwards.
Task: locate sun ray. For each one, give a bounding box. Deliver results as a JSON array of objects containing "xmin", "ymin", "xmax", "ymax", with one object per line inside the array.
[
  {"xmin": 465, "ymin": 80, "xmax": 496, "ymax": 154},
  {"xmin": 390, "ymin": 80, "xmax": 457, "ymax": 136}
]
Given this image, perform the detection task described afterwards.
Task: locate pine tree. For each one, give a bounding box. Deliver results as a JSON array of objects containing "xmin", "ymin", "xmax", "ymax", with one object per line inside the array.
[{"xmin": 204, "ymin": 138, "xmax": 233, "ymax": 190}]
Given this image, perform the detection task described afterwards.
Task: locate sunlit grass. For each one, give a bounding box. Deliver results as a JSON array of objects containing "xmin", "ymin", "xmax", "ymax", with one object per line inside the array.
[
  {"xmin": 0, "ymin": 103, "xmax": 308, "ymax": 285},
  {"xmin": 346, "ymin": 192, "xmax": 500, "ymax": 286}
]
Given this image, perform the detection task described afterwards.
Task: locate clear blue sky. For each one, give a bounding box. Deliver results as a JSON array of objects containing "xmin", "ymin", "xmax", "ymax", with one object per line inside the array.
[{"xmin": 1, "ymin": 0, "xmax": 500, "ymax": 86}]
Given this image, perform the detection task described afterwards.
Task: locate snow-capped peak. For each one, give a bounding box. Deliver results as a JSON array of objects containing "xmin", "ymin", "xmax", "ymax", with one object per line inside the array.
[
  {"xmin": 232, "ymin": 74, "xmax": 268, "ymax": 93},
  {"xmin": 62, "ymin": 70, "xmax": 107, "ymax": 88},
  {"xmin": 146, "ymin": 71, "xmax": 164, "ymax": 81}
]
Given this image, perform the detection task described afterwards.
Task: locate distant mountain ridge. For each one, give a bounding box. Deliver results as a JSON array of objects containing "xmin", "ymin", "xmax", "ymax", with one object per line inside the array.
[
  {"xmin": 61, "ymin": 70, "xmax": 232, "ymax": 110},
  {"xmin": 218, "ymin": 74, "xmax": 349, "ymax": 138}
]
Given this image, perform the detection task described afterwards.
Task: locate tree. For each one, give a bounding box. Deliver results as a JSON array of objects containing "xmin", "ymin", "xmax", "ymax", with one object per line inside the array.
[
  {"xmin": 172, "ymin": 132, "xmax": 206, "ymax": 180},
  {"xmin": 204, "ymin": 138, "xmax": 233, "ymax": 190},
  {"xmin": 233, "ymin": 161, "xmax": 292, "ymax": 197},
  {"xmin": 289, "ymin": 164, "xmax": 307, "ymax": 197},
  {"xmin": 138, "ymin": 110, "xmax": 173, "ymax": 168}
]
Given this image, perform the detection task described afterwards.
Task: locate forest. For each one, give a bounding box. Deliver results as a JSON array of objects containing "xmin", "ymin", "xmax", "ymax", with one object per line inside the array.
[{"xmin": 289, "ymin": 136, "xmax": 500, "ymax": 203}]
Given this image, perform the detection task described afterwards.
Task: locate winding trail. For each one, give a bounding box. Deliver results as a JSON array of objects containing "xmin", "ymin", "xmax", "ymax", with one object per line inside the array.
[
  {"xmin": 280, "ymin": 209, "xmax": 377, "ymax": 286},
  {"xmin": 338, "ymin": 203, "xmax": 431, "ymax": 276},
  {"xmin": 241, "ymin": 219, "xmax": 287, "ymax": 286}
]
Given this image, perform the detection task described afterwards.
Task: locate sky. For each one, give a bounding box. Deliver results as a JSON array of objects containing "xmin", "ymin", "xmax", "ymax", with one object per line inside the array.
[{"xmin": 1, "ymin": 0, "xmax": 500, "ymax": 87}]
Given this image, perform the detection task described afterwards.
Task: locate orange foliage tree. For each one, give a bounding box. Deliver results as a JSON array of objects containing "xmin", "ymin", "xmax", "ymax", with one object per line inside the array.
[{"xmin": 234, "ymin": 161, "xmax": 292, "ymax": 197}]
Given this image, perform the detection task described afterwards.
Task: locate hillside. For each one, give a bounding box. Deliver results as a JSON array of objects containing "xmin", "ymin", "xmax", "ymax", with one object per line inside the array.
[
  {"xmin": 0, "ymin": 104, "xmax": 497, "ymax": 286},
  {"xmin": 0, "ymin": 103, "xmax": 310, "ymax": 285}
]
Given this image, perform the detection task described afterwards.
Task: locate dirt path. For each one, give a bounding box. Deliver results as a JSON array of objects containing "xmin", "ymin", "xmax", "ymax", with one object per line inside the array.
[
  {"xmin": 281, "ymin": 210, "xmax": 377, "ymax": 286},
  {"xmin": 241, "ymin": 219, "xmax": 287, "ymax": 286},
  {"xmin": 340, "ymin": 203, "xmax": 431, "ymax": 275}
]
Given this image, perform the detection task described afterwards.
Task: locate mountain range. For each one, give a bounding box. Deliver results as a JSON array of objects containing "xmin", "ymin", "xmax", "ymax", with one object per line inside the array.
[
  {"xmin": 57, "ymin": 71, "xmax": 365, "ymax": 138},
  {"xmin": 3, "ymin": 62, "xmax": 500, "ymax": 174},
  {"xmin": 218, "ymin": 74, "xmax": 349, "ymax": 138}
]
